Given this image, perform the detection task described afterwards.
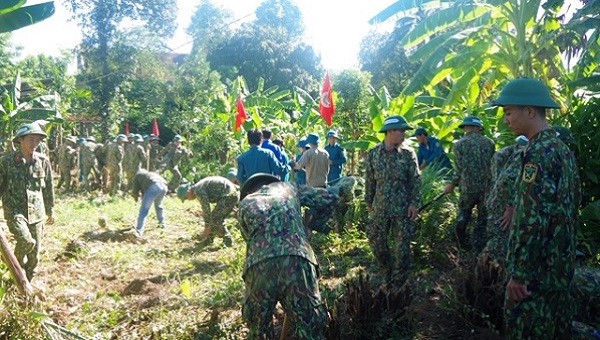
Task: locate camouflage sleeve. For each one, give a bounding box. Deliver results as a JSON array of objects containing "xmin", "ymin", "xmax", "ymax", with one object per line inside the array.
[
  {"xmin": 450, "ymin": 143, "xmax": 461, "ymax": 187},
  {"xmin": 298, "ymin": 185, "xmax": 339, "ymax": 209},
  {"xmin": 364, "ymin": 149, "xmax": 375, "ymax": 207},
  {"xmin": 407, "ymin": 149, "xmax": 421, "ymax": 207},
  {"xmin": 237, "ymin": 203, "xmax": 250, "ymax": 241},
  {"xmin": 43, "ymin": 157, "xmax": 55, "ymax": 217}
]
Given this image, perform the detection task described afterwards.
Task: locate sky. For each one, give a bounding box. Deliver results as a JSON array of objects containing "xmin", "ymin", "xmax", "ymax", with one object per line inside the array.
[{"xmin": 10, "ymin": 0, "xmax": 398, "ymax": 71}]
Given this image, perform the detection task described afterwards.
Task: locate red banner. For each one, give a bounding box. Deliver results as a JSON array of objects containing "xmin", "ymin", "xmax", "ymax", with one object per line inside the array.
[
  {"xmin": 319, "ymin": 73, "xmax": 335, "ymax": 126},
  {"xmin": 152, "ymin": 118, "xmax": 160, "ymax": 136},
  {"xmin": 235, "ymin": 95, "xmax": 248, "ymax": 132}
]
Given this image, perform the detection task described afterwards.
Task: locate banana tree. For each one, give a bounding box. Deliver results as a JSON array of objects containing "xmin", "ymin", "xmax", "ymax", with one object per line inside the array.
[
  {"xmin": 0, "ymin": 72, "xmax": 63, "ymax": 145},
  {"xmin": 0, "ymin": 0, "xmax": 55, "ymax": 33}
]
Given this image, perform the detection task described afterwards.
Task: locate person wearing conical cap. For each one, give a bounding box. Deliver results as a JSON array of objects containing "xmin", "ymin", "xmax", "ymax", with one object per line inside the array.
[
  {"xmin": 0, "ymin": 122, "xmax": 55, "ymax": 280},
  {"xmin": 443, "ymin": 115, "xmax": 495, "ymax": 251},
  {"xmin": 364, "ymin": 115, "xmax": 421, "ymax": 286},
  {"xmin": 492, "ymin": 77, "xmax": 579, "ymax": 339}
]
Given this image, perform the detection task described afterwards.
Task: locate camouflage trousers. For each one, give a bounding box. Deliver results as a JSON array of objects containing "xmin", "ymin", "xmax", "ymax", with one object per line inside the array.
[
  {"xmin": 242, "ymin": 256, "xmax": 327, "ymax": 339},
  {"xmin": 456, "ymin": 191, "xmax": 488, "ymax": 251},
  {"xmin": 572, "ymin": 267, "xmax": 600, "ymax": 326},
  {"xmin": 505, "ymin": 288, "xmax": 573, "ymax": 339},
  {"xmin": 167, "ymin": 167, "xmax": 182, "ymax": 191},
  {"xmin": 108, "ymin": 165, "xmax": 122, "ymax": 195},
  {"xmin": 199, "ymin": 194, "xmax": 237, "ymax": 242},
  {"xmin": 366, "ymin": 214, "xmax": 416, "ymax": 286},
  {"xmin": 81, "ymin": 161, "xmax": 99, "ymax": 190},
  {"xmin": 57, "ymin": 165, "xmax": 73, "ymax": 191},
  {"xmin": 7, "ymin": 214, "xmax": 43, "ymax": 281}
]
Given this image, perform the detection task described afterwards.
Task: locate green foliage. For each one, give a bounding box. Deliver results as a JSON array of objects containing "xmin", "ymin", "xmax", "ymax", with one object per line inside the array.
[{"xmin": 0, "ymin": 0, "xmax": 55, "ymax": 33}]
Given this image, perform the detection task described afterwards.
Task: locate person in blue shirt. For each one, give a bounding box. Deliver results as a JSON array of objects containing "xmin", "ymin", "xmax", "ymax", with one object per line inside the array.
[
  {"xmin": 293, "ymin": 138, "xmax": 308, "ymax": 185},
  {"xmin": 413, "ymin": 127, "xmax": 452, "ymax": 172},
  {"xmin": 273, "ymin": 138, "xmax": 291, "ymax": 181},
  {"xmin": 237, "ymin": 130, "xmax": 284, "ymax": 185},
  {"xmin": 260, "ymin": 129, "xmax": 283, "ymax": 163},
  {"xmin": 324, "ymin": 130, "xmax": 347, "ymax": 185}
]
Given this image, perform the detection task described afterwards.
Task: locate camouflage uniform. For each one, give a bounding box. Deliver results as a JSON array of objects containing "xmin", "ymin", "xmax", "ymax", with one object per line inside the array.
[
  {"xmin": 125, "ymin": 138, "xmax": 148, "ymax": 191},
  {"xmin": 328, "ymin": 175, "xmax": 364, "ymax": 232},
  {"xmin": 122, "ymin": 138, "xmax": 136, "ymax": 191},
  {"xmin": 504, "ymin": 129, "xmax": 580, "ymax": 339},
  {"xmin": 572, "ymin": 267, "xmax": 600, "ymax": 328},
  {"xmin": 450, "ymin": 130, "xmax": 495, "ymax": 251},
  {"xmin": 0, "ymin": 149, "xmax": 54, "ymax": 280},
  {"xmin": 365, "ymin": 143, "xmax": 421, "ymax": 285},
  {"xmin": 79, "ymin": 139, "xmax": 99, "ymax": 191},
  {"xmin": 191, "ymin": 176, "xmax": 238, "ymax": 246},
  {"xmin": 56, "ymin": 138, "xmax": 78, "ymax": 192},
  {"xmin": 106, "ymin": 137, "xmax": 126, "ymax": 195},
  {"xmin": 148, "ymin": 139, "xmax": 163, "ymax": 172},
  {"xmin": 160, "ymin": 141, "xmax": 192, "ymax": 191},
  {"xmin": 238, "ymin": 181, "xmax": 338, "ymax": 339}
]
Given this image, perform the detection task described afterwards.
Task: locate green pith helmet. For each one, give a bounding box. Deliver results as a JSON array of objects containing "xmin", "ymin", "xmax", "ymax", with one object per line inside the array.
[
  {"xmin": 12, "ymin": 122, "xmax": 47, "ymax": 143},
  {"xmin": 177, "ymin": 182, "xmax": 192, "ymax": 202},
  {"xmin": 296, "ymin": 138, "xmax": 307, "ymax": 148},
  {"xmin": 492, "ymin": 78, "xmax": 560, "ymax": 109},
  {"xmin": 134, "ymin": 135, "xmax": 144, "ymax": 143},
  {"xmin": 226, "ymin": 168, "xmax": 237, "ymax": 181},
  {"xmin": 240, "ymin": 173, "xmax": 280, "ymax": 201},
  {"xmin": 326, "ymin": 130, "xmax": 339, "ymax": 139},
  {"xmin": 115, "ymin": 134, "xmax": 127, "ymax": 143},
  {"xmin": 379, "ymin": 115, "xmax": 413, "ymax": 133},
  {"xmin": 173, "ymin": 135, "xmax": 183, "ymax": 142},
  {"xmin": 458, "ymin": 116, "xmax": 484, "ymax": 128}
]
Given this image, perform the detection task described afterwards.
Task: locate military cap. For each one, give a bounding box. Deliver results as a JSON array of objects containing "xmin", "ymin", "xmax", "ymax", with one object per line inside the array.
[
  {"xmin": 379, "ymin": 115, "xmax": 413, "ymax": 133},
  {"xmin": 78, "ymin": 137, "xmax": 87, "ymax": 145},
  {"xmin": 177, "ymin": 182, "xmax": 192, "ymax": 202},
  {"xmin": 326, "ymin": 130, "xmax": 339, "ymax": 139},
  {"xmin": 413, "ymin": 127, "xmax": 427, "ymax": 137},
  {"xmin": 66, "ymin": 136, "xmax": 78, "ymax": 144},
  {"xmin": 173, "ymin": 135, "xmax": 183, "ymax": 142},
  {"xmin": 115, "ymin": 134, "xmax": 128, "ymax": 142},
  {"xmin": 492, "ymin": 78, "xmax": 560, "ymax": 109},
  {"xmin": 226, "ymin": 168, "xmax": 237, "ymax": 181},
  {"xmin": 240, "ymin": 173, "xmax": 280, "ymax": 201},
  {"xmin": 134, "ymin": 135, "xmax": 144, "ymax": 143},
  {"xmin": 305, "ymin": 133, "xmax": 319, "ymax": 145},
  {"xmin": 12, "ymin": 122, "xmax": 46, "ymax": 143},
  {"xmin": 553, "ymin": 125, "xmax": 576, "ymax": 149},
  {"xmin": 458, "ymin": 116, "xmax": 484, "ymax": 128},
  {"xmin": 296, "ymin": 138, "xmax": 307, "ymax": 148}
]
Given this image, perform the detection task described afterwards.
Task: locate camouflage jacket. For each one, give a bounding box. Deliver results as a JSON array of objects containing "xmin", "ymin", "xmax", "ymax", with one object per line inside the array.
[
  {"xmin": 365, "ymin": 143, "xmax": 421, "ymax": 217},
  {"xmin": 126, "ymin": 144, "xmax": 147, "ymax": 172},
  {"xmin": 58, "ymin": 143, "xmax": 78, "ymax": 170},
  {"xmin": 506, "ymin": 129, "xmax": 580, "ymax": 291},
  {"xmin": 237, "ymin": 182, "xmax": 338, "ymax": 276},
  {"xmin": 193, "ymin": 176, "xmax": 238, "ymax": 204},
  {"xmin": 486, "ymin": 145, "xmax": 522, "ymax": 222},
  {"xmin": 106, "ymin": 143, "xmax": 124, "ymax": 169},
  {"xmin": 80, "ymin": 141, "xmax": 98, "ymax": 168},
  {"xmin": 450, "ymin": 131, "xmax": 495, "ymax": 194},
  {"xmin": 0, "ymin": 150, "xmax": 55, "ymax": 223},
  {"xmin": 162, "ymin": 144, "xmax": 192, "ymax": 170}
]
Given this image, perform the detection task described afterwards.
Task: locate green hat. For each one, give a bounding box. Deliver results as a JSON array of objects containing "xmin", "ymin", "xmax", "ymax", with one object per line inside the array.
[
  {"xmin": 413, "ymin": 127, "xmax": 427, "ymax": 137},
  {"xmin": 379, "ymin": 115, "xmax": 413, "ymax": 133},
  {"xmin": 226, "ymin": 168, "xmax": 237, "ymax": 181},
  {"xmin": 173, "ymin": 135, "xmax": 183, "ymax": 142},
  {"xmin": 115, "ymin": 134, "xmax": 127, "ymax": 143},
  {"xmin": 13, "ymin": 122, "xmax": 46, "ymax": 143},
  {"xmin": 306, "ymin": 133, "xmax": 320, "ymax": 145},
  {"xmin": 326, "ymin": 130, "xmax": 339, "ymax": 139},
  {"xmin": 458, "ymin": 116, "xmax": 484, "ymax": 128},
  {"xmin": 177, "ymin": 182, "xmax": 192, "ymax": 202},
  {"xmin": 134, "ymin": 135, "xmax": 144, "ymax": 143},
  {"xmin": 240, "ymin": 173, "xmax": 280, "ymax": 201},
  {"xmin": 492, "ymin": 78, "xmax": 560, "ymax": 109}
]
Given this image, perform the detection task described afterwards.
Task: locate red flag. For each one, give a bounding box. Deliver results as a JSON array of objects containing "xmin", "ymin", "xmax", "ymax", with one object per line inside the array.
[
  {"xmin": 319, "ymin": 73, "xmax": 335, "ymax": 126},
  {"xmin": 125, "ymin": 122, "xmax": 130, "ymax": 136},
  {"xmin": 152, "ymin": 118, "xmax": 160, "ymax": 136},
  {"xmin": 235, "ymin": 95, "xmax": 248, "ymax": 132}
]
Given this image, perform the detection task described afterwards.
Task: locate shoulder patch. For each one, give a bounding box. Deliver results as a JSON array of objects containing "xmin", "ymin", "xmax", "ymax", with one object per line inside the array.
[{"xmin": 522, "ymin": 162, "xmax": 538, "ymax": 183}]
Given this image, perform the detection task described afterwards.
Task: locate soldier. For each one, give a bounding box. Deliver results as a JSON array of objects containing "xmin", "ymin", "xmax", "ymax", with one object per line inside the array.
[
  {"xmin": 131, "ymin": 169, "xmax": 168, "ymax": 238},
  {"xmin": 329, "ymin": 175, "xmax": 364, "ymax": 233},
  {"xmin": 236, "ymin": 129, "xmax": 283, "ymax": 185},
  {"xmin": 106, "ymin": 134, "xmax": 127, "ymax": 195},
  {"xmin": 56, "ymin": 136, "xmax": 78, "ymax": 193},
  {"xmin": 293, "ymin": 133, "xmax": 330, "ymax": 188},
  {"xmin": 324, "ymin": 130, "xmax": 347, "ymax": 185},
  {"xmin": 0, "ymin": 122, "xmax": 55, "ymax": 280},
  {"xmin": 237, "ymin": 173, "xmax": 338, "ymax": 339},
  {"xmin": 365, "ymin": 115, "xmax": 420, "ymax": 286},
  {"xmin": 125, "ymin": 135, "xmax": 148, "ymax": 192},
  {"xmin": 443, "ymin": 116, "xmax": 495, "ymax": 251},
  {"xmin": 160, "ymin": 135, "xmax": 193, "ymax": 191},
  {"xmin": 79, "ymin": 136, "xmax": 99, "ymax": 191},
  {"xmin": 177, "ymin": 176, "xmax": 238, "ymax": 247},
  {"xmin": 493, "ymin": 78, "xmax": 580, "ymax": 339},
  {"xmin": 148, "ymin": 134, "xmax": 163, "ymax": 172}
]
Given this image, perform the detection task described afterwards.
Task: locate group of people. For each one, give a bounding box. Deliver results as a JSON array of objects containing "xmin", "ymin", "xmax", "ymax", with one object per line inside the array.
[
  {"xmin": 54, "ymin": 133, "xmax": 192, "ymax": 195},
  {"xmin": 0, "ymin": 77, "xmax": 586, "ymax": 339}
]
